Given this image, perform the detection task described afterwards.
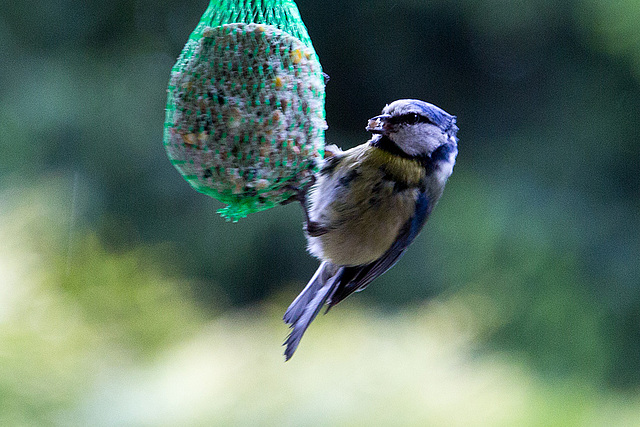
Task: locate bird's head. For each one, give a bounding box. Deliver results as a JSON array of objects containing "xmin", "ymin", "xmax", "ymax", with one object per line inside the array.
[{"xmin": 366, "ymin": 99, "xmax": 458, "ymax": 157}]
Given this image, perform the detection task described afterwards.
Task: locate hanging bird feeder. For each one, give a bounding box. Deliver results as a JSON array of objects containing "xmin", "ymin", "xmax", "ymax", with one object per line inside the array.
[{"xmin": 164, "ymin": 0, "xmax": 326, "ymax": 221}]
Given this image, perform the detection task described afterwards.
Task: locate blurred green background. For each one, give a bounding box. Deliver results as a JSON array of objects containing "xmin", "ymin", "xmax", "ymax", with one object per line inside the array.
[{"xmin": 1, "ymin": 0, "xmax": 640, "ymax": 425}]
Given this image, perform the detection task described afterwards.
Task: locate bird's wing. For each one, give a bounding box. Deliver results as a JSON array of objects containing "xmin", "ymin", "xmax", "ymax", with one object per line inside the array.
[{"xmin": 327, "ymin": 192, "xmax": 431, "ymax": 309}]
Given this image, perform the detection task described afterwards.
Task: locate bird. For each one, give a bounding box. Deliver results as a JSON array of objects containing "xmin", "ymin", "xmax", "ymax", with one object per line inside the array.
[{"xmin": 283, "ymin": 99, "xmax": 459, "ymax": 360}]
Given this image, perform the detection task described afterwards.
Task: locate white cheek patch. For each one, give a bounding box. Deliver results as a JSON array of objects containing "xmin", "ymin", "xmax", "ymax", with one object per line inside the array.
[
  {"xmin": 391, "ymin": 124, "xmax": 442, "ymax": 156},
  {"xmin": 435, "ymin": 151, "xmax": 456, "ymax": 184},
  {"xmin": 438, "ymin": 160, "xmax": 454, "ymax": 181}
]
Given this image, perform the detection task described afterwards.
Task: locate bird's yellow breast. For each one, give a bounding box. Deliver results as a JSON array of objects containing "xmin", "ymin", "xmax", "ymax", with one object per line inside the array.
[
  {"xmin": 363, "ymin": 146, "xmax": 425, "ymax": 186},
  {"xmin": 307, "ymin": 145, "xmax": 426, "ymax": 266}
]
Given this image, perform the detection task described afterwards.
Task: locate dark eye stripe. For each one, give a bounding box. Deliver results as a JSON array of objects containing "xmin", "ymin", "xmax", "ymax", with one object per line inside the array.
[{"xmin": 390, "ymin": 113, "xmax": 434, "ymax": 125}]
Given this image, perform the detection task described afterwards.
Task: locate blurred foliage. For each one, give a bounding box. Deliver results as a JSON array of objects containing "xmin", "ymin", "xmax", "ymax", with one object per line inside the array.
[
  {"xmin": 1, "ymin": 183, "xmax": 640, "ymax": 425},
  {"xmin": 0, "ymin": 181, "xmax": 204, "ymax": 424},
  {"xmin": 1, "ymin": 0, "xmax": 640, "ymax": 422}
]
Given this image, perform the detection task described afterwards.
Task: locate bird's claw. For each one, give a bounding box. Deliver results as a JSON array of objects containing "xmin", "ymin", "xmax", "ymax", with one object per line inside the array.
[{"xmin": 281, "ymin": 176, "xmax": 322, "ymax": 235}]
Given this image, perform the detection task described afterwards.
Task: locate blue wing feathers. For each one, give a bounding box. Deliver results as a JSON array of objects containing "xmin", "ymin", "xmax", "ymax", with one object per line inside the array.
[
  {"xmin": 327, "ymin": 192, "xmax": 431, "ymax": 308},
  {"xmin": 283, "ymin": 194, "xmax": 431, "ymax": 359}
]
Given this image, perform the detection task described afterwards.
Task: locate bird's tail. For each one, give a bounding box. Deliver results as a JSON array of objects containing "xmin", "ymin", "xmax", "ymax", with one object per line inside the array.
[{"xmin": 283, "ymin": 261, "xmax": 342, "ymax": 360}]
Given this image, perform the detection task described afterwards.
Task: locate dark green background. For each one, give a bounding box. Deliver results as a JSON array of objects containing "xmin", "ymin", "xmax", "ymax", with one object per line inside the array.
[{"xmin": 1, "ymin": 0, "xmax": 639, "ymax": 403}]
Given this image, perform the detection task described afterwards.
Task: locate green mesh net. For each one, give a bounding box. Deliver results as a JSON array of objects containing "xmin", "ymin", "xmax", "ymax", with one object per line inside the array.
[{"xmin": 164, "ymin": 0, "xmax": 326, "ymax": 221}]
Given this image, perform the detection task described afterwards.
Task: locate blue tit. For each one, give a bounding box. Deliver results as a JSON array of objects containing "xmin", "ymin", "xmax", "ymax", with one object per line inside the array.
[{"xmin": 283, "ymin": 99, "xmax": 459, "ymax": 360}]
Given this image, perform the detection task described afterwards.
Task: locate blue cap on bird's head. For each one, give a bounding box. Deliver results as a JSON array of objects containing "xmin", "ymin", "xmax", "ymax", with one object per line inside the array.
[{"xmin": 367, "ymin": 99, "xmax": 458, "ymax": 139}]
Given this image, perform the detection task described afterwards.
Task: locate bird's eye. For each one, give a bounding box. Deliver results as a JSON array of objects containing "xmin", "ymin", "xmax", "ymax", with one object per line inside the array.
[
  {"xmin": 390, "ymin": 113, "xmax": 431, "ymax": 126},
  {"xmin": 401, "ymin": 113, "xmax": 424, "ymax": 125}
]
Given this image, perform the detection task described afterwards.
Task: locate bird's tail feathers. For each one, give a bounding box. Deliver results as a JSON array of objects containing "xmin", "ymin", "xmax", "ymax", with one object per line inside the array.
[{"xmin": 283, "ymin": 262, "xmax": 342, "ymax": 360}]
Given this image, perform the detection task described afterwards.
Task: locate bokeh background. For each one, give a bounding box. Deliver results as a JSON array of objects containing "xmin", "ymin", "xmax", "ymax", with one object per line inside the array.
[{"xmin": 1, "ymin": 0, "xmax": 640, "ymax": 425}]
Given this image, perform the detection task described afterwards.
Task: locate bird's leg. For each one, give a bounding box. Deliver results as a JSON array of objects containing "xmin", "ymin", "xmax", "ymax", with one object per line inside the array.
[{"xmin": 281, "ymin": 175, "xmax": 327, "ymax": 237}]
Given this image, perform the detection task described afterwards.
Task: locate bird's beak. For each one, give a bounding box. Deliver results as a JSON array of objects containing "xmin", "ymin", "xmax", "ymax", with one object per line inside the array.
[{"xmin": 366, "ymin": 114, "xmax": 392, "ymax": 134}]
